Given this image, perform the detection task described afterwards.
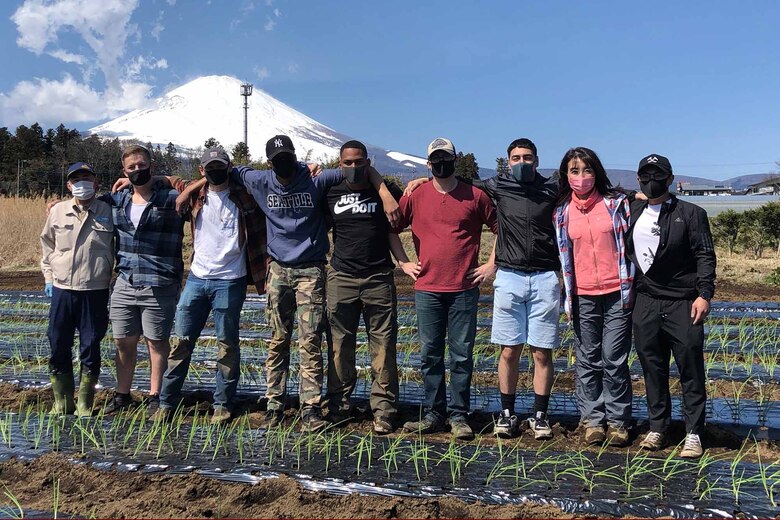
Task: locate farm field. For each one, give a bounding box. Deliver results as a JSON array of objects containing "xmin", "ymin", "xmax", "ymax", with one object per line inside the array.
[{"xmin": 0, "ymin": 285, "xmax": 778, "ymax": 518}]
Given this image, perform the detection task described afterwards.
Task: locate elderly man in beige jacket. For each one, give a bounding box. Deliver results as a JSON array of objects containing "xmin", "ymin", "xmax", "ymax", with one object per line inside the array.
[{"xmin": 41, "ymin": 162, "xmax": 115, "ymax": 416}]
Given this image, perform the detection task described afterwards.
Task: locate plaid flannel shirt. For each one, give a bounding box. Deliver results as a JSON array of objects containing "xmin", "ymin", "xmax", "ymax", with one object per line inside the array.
[
  {"xmin": 171, "ymin": 177, "xmax": 268, "ymax": 294},
  {"xmin": 102, "ymin": 180, "xmax": 184, "ymax": 287},
  {"xmin": 553, "ymin": 193, "xmax": 634, "ymax": 315}
]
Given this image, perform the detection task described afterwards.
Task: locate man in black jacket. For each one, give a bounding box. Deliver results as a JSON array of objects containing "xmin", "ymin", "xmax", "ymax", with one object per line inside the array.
[
  {"xmin": 626, "ymin": 154, "xmax": 716, "ymax": 459},
  {"xmin": 474, "ymin": 139, "xmax": 561, "ymax": 440}
]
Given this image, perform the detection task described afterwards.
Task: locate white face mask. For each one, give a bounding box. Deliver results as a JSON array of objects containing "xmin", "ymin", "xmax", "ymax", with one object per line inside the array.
[{"xmin": 70, "ymin": 180, "xmax": 95, "ymax": 200}]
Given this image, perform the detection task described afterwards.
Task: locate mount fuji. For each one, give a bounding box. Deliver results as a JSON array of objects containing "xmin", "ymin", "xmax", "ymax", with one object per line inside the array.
[{"xmin": 89, "ymin": 75, "xmax": 428, "ymax": 177}]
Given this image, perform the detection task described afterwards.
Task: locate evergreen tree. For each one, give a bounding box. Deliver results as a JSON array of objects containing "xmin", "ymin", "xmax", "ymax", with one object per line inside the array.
[
  {"xmin": 231, "ymin": 141, "xmax": 251, "ymax": 165},
  {"xmin": 454, "ymin": 151, "xmax": 479, "ymax": 181},
  {"xmin": 163, "ymin": 142, "xmax": 180, "ymax": 175},
  {"xmin": 204, "ymin": 137, "xmax": 221, "ymax": 149},
  {"xmin": 496, "ymin": 157, "xmax": 510, "ymax": 176}
]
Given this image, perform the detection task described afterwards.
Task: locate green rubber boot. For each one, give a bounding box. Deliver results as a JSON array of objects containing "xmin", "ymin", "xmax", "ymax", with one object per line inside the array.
[
  {"xmin": 76, "ymin": 372, "xmax": 99, "ymax": 418},
  {"xmin": 49, "ymin": 373, "xmax": 76, "ymax": 415}
]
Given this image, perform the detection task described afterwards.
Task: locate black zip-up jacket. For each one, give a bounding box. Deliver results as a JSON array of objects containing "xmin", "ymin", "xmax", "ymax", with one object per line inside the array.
[
  {"xmin": 472, "ymin": 172, "xmax": 560, "ymax": 272},
  {"xmin": 626, "ymin": 194, "xmax": 716, "ymax": 301}
]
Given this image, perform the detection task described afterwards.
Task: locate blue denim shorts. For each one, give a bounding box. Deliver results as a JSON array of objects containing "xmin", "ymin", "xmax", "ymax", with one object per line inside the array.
[{"xmin": 491, "ymin": 267, "xmax": 561, "ymax": 349}]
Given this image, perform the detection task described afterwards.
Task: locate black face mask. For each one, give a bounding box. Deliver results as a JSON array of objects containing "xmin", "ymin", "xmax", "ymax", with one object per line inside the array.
[
  {"xmin": 640, "ymin": 179, "xmax": 668, "ymax": 199},
  {"xmin": 342, "ymin": 165, "xmax": 367, "ymax": 184},
  {"xmin": 205, "ymin": 168, "xmax": 228, "ymax": 186},
  {"xmin": 128, "ymin": 167, "xmax": 151, "ymax": 186},
  {"xmin": 431, "ymin": 161, "xmax": 455, "ymax": 178},
  {"xmin": 272, "ymin": 156, "xmax": 298, "ymax": 179}
]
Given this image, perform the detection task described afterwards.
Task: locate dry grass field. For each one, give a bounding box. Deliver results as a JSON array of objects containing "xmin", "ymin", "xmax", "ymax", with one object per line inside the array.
[{"xmin": 0, "ymin": 196, "xmax": 777, "ymax": 291}]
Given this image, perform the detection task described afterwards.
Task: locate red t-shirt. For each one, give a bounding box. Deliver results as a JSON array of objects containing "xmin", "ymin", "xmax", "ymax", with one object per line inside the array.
[{"xmin": 396, "ymin": 180, "xmax": 497, "ymax": 292}]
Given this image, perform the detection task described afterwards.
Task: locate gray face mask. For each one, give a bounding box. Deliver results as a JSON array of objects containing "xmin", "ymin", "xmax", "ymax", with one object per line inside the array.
[
  {"xmin": 511, "ymin": 162, "xmax": 535, "ymax": 183},
  {"xmin": 342, "ymin": 165, "xmax": 367, "ymax": 184}
]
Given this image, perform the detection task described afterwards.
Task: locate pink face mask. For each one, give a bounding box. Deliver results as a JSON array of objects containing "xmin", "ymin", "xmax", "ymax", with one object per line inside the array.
[{"xmin": 568, "ymin": 176, "xmax": 595, "ymax": 196}]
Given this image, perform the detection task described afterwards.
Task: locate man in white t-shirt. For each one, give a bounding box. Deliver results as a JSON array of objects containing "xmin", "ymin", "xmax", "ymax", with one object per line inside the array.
[
  {"xmin": 626, "ymin": 154, "xmax": 716, "ymax": 459},
  {"xmin": 154, "ymin": 147, "xmax": 267, "ymax": 425}
]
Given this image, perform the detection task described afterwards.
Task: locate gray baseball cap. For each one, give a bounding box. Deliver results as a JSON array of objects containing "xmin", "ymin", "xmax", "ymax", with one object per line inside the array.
[{"xmin": 200, "ymin": 147, "xmax": 230, "ymax": 167}]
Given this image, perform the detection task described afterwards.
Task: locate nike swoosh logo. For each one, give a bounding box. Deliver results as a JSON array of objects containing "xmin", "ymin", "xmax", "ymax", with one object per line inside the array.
[{"xmin": 333, "ymin": 198, "xmax": 372, "ymax": 215}]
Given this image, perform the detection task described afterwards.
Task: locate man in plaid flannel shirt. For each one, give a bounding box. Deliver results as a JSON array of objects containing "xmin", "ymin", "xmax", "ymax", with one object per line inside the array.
[{"xmin": 100, "ymin": 144, "xmax": 184, "ymax": 414}]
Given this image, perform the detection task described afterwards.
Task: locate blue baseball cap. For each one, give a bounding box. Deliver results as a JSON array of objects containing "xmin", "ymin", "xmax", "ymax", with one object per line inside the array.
[{"xmin": 67, "ymin": 162, "xmax": 95, "ymax": 179}]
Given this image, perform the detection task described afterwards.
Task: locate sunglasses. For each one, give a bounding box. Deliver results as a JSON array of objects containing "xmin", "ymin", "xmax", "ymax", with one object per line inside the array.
[
  {"xmin": 638, "ymin": 171, "xmax": 671, "ymax": 182},
  {"xmin": 429, "ymin": 155, "xmax": 455, "ymax": 165}
]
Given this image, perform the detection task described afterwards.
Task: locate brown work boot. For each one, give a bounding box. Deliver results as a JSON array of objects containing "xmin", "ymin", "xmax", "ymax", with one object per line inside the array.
[
  {"xmin": 210, "ymin": 406, "xmax": 232, "ymax": 426},
  {"xmin": 584, "ymin": 426, "xmax": 607, "ymax": 445},
  {"xmin": 607, "ymin": 425, "xmax": 630, "ymax": 447}
]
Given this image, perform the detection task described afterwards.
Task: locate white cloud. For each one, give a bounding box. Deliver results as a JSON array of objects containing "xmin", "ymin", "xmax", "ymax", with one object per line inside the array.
[
  {"xmin": 3, "ymin": 0, "xmax": 165, "ymax": 126},
  {"xmin": 48, "ymin": 49, "xmax": 85, "ymax": 64},
  {"xmin": 0, "ymin": 74, "xmax": 152, "ymax": 124},
  {"xmin": 274, "ymin": 8, "xmax": 281, "ymax": 17},
  {"xmin": 150, "ymin": 10, "xmax": 165, "ymax": 41},
  {"xmin": 126, "ymin": 56, "xmax": 169, "ymax": 79},
  {"xmin": 254, "ymin": 66, "xmax": 269, "ymax": 80},
  {"xmin": 264, "ymin": 17, "xmax": 276, "ymax": 31},
  {"xmin": 288, "ymin": 62, "xmax": 299, "ymax": 74},
  {"xmin": 166, "ymin": 0, "xmax": 176, "ymax": 5}
]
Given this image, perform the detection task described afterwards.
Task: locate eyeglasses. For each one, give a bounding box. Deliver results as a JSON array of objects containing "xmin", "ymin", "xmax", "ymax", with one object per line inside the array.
[
  {"xmin": 429, "ymin": 155, "xmax": 455, "ymax": 165},
  {"xmin": 638, "ymin": 171, "xmax": 671, "ymax": 182}
]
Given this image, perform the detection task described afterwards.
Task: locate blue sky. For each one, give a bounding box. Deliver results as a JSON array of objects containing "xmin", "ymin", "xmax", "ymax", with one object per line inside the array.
[{"xmin": 1, "ymin": 0, "xmax": 779, "ymax": 180}]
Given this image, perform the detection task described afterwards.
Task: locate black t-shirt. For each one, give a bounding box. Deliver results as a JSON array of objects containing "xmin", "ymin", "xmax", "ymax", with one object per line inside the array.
[{"xmin": 326, "ymin": 180, "xmax": 403, "ymax": 276}]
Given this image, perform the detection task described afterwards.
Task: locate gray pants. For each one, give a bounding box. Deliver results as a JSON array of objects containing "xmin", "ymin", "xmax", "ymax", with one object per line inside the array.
[{"xmin": 573, "ymin": 291, "xmax": 632, "ymax": 428}]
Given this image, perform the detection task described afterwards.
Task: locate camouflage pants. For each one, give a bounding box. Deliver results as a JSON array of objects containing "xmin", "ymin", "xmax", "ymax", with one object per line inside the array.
[{"xmin": 265, "ymin": 261, "xmax": 326, "ymax": 411}]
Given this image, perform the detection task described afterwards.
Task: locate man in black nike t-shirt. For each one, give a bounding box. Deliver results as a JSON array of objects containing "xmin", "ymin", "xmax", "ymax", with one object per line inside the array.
[{"xmin": 323, "ymin": 140, "xmax": 416, "ymax": 434}]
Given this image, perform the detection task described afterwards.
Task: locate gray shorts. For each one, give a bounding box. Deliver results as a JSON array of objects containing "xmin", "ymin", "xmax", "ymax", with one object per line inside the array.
[{"xmin": 109, "ymin": 276, "xmax": 179, "ymax": 341}]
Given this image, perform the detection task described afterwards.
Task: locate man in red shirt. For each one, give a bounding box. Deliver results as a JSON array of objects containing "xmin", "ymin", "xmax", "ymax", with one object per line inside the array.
[{"xmin": 393, "ymin": 138, "xmax": 497, "ymax": 440}]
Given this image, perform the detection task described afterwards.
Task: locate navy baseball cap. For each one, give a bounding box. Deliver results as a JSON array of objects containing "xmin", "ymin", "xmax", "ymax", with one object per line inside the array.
[
  {"xmin": 66, "ymin": 162, "xmax": 95, "ymax": 179},
  {"xmin": 266, "ymin": 135, "xmax": 295, "ymax": 160}
]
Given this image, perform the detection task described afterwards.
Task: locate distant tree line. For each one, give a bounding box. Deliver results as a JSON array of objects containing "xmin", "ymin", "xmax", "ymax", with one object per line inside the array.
[{"xmin": 711, "ymin": 203, "xmax": 780, "ymax": 259}]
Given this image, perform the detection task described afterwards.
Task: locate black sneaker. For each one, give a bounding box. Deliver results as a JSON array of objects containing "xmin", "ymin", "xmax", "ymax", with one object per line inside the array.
[
  {"xmin": 104, "ymin": 392, "xmax": 134, "ymax": 414},
  {"xmin": 402, "ymin": 412, "xmax": 445, "ymax": 434},
  {"xmin": 264, "ymin": 409, "xmax": 284, "ymax": 428},
  {"xmin": 145, "ymin": 393, "xmax": 160, "ymax": 415},
  {"xmin": 494, "ymin": 410, "xmax": 520, "ymax": 439},
  {"xmin": 301, "ymin": 407, "xmax": 328, "ymax": 433}
]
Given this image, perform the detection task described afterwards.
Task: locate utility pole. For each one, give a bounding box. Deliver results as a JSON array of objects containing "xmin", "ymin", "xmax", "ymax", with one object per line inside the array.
[
  {"xmin": 240, "ymin": 82, "xmax": 253, "ymax": 154},
  {"xmin": 16, "ymin": 159, "xmax": 28, "ymax": 197}
]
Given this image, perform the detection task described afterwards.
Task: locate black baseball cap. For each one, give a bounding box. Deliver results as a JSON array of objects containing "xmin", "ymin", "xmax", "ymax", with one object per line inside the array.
[
  {"xmin": 637, "ymin": 154, "xmax": 673, "ymax": 177},
  {"xmin": 266, "ymin": 135, "xmax": 295, "ymax": 160},
  {"xmin": 66, "ymin": 162, "xmax": 94, "ymax": 179}
]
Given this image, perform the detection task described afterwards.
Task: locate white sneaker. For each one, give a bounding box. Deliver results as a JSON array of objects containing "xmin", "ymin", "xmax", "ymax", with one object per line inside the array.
[
  {"xmin": 680, "ymin": 433, "xmax": 703, "ymax": 459},
  {"xmin": 494, "ymin": 410, "xmax": 520, "ymax": 439},
  {"xmin": 639, "ymin": 431, "xmax": 666, "ymax": 451},
  {"xmin": 527, "ymin": 412, "xmax": 553, "ymax": 440}
]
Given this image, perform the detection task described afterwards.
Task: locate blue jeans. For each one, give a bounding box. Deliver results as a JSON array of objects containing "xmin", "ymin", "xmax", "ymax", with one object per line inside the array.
[
  {"xmin": 415, "ymin": 287, "xmax": 479, "ymax": 419},
  {"xmin": 160, "ymin": 275, "xmax": 247, "ymax": 410}
]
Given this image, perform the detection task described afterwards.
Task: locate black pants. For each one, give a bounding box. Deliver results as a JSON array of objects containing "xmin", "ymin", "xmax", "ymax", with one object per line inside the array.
[
  {"xmin": 48, "ymin": 287, "xmax": 109, "ymax": 376},
  {"xmin": 633, "ymin": 292, "xmax": 706, "ymax": 434}
]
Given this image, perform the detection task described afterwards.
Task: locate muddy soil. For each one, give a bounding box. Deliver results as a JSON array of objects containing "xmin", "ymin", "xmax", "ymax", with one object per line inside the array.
[{"xmin": 0, "ymin": 453, "xmax": 571, "ymax": 519}]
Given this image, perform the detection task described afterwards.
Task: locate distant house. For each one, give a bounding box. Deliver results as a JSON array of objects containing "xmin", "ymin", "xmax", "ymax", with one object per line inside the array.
[
  {"xmin": 676, "ymin": 182, "xmax": 732, "ymax": 196},
  {"xmin": 744, "ymin": 176, "xmax": 780, "ymax": 195}
]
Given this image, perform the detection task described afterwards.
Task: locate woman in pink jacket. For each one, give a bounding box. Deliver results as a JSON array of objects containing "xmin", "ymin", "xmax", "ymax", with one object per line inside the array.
[{"xmin": 553, "ymin": 147, "xmax": 635, "ymax": 447}]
